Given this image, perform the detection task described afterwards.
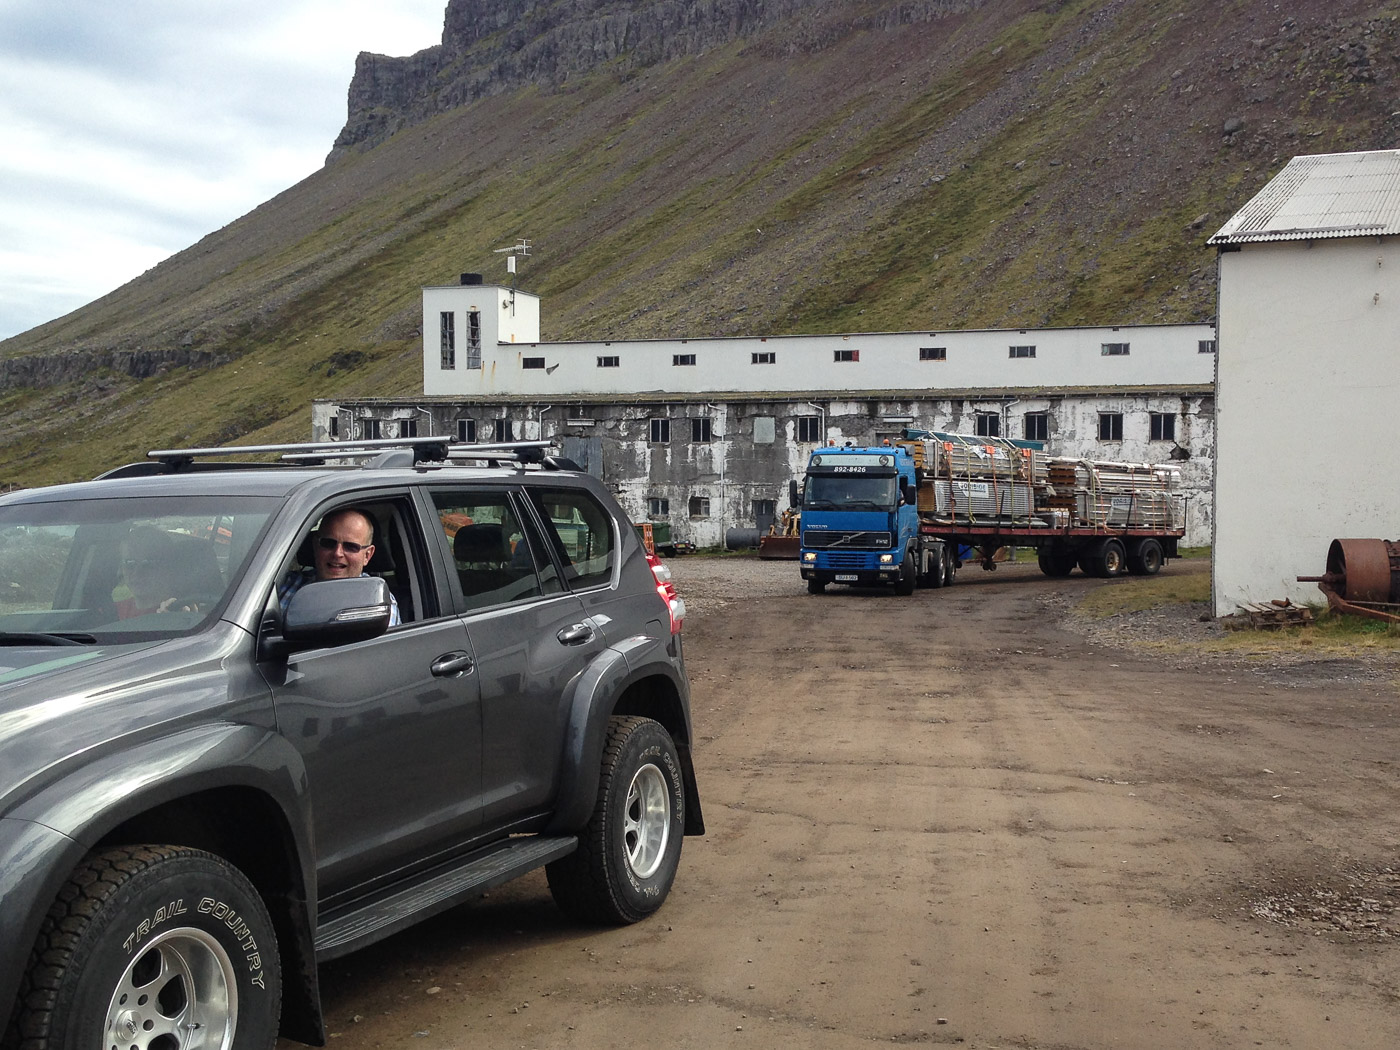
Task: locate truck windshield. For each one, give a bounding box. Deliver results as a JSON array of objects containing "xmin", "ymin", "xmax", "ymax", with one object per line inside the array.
[
  {"xmin": 802, "ymin": 474, "xmax": 898, "ymax": 511},
  {"xmin": 0, "ymin": 495, "xmax": 277, "ymax": 642}
]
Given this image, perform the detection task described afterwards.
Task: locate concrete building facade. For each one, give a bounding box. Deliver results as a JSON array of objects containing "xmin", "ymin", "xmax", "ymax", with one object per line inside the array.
[
  {"xmin": 1209, "ymin": 149, "xmax": 1400, "ymax": 615},
  {"xmin": 317, "ymin": 277, "xmax": 1218, "ymax": 548}
]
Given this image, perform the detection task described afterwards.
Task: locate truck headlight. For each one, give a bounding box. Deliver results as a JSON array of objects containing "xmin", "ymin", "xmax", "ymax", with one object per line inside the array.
[
  {"xmin": 879, "ymin": 553, "xmax": 894, "ymax": 564},
  {"xmin": 803, "ymin": 552, "xmax": 816, "ymax": 562}
]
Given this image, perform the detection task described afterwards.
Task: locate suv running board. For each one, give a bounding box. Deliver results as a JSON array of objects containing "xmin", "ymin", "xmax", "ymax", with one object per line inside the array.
[{"xmin": 314, "ymin": 835, "xmax": 578, "ymax": 960}]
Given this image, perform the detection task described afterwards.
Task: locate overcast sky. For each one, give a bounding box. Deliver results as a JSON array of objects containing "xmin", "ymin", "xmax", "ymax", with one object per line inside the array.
[{"xmin": 0, "ymin": 0, "xmax": 447, "ymax": 342}]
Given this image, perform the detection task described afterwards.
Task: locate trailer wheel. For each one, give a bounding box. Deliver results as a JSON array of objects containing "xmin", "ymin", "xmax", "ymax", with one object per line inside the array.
[
  {"xmin": 925, "ymin": 549, "xmax": 946, "ymax": 589},
  {"xmin": 1127, "ymin": 538, "xmax": 1164, "ymax": 576},
  {"xmin": 943, "ymin": 551, "xmax": 957, "ymax": 587},
  {"xmin": 1083, "ymin": 538, "xmax": 1127, "ymax": 578},
  {"xmin": 807, "ymin": 578, "xmax": 826, "ymax": 595},
  {"xmin": 894, "ymin": 552, "xmax": 916, "ymax": 595},
  {"xmin": 1037, "ymin": 548, "xmax": 1077, "ymax": 577}
]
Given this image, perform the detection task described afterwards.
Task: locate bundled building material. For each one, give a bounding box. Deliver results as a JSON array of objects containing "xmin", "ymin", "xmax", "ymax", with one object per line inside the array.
[
  {"xmin": 902, "ymin": 432, "xmax": 1183, "ymax": 529},
  {"xmin": 1051, "ymin": 458, "xmax": 1181, "ymax": 530}
]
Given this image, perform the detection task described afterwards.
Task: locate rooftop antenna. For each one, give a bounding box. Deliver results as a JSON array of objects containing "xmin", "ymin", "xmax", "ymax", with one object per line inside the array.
[{"xmin": 494, "ymin": 238, "xmax": 531, "ymax": 314}]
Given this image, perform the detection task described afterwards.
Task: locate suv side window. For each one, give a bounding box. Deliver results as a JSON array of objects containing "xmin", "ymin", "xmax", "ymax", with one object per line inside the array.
[
  {"xmin": 275, "ymin": 498, "xmax": 435, "ymax": 626},
  {"xmin": 431, "ymin": 489, "xmax": 562, "ymax": 611},
  {"xmin": 524, "ymin": 487, "xmax": 616, "ymax": 590}
]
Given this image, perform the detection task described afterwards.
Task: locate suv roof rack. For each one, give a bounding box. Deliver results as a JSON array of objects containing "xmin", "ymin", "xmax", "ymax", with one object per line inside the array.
[{"xmin": 125, "ymin": 438, "xmax": 581, "ymax": 475}]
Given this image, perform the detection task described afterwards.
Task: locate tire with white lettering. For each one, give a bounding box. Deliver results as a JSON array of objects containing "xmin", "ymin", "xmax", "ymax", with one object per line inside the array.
[
  {"xmin": 547, "ymin": 716, "xmax": 685, "ymax": 925},
  {"xmin": 6, "ymin": 845, "xmax": 280, "ymax": 1050}
]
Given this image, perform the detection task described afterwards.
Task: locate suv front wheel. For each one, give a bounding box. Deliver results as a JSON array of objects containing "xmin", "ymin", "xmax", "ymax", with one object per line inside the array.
[
  {"xmin": 547, "ymin": 716, "xmax": 685, "ymax": 924},
  {"xmin": 8, "ymin": 845, "xmax": 281, "ymax": 1050}
]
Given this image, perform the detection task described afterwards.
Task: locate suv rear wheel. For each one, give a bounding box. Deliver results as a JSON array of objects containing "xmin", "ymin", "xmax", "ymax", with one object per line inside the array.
[
  {"xmin": 8, "ymin": 845, "xmax": 280, "ymax": 1050},
  {"xmin": 547, "ymin": 716, "xmax": 685, "ymax": 925}
]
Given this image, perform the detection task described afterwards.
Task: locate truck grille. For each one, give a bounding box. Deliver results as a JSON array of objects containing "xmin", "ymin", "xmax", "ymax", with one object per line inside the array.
[
  {"xmin": 821, "ymin": 552, "xmax": 870, "ymax": 569},
  {"xmin": 802, "ymin": 531, "xmax": 892, "ymax": 549}
]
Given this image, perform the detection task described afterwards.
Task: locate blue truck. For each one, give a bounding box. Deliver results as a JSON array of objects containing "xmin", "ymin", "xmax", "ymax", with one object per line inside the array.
[
  {"xmin": 792, "ymin": 445, "xmax": 953, "ymax": 595},
  {"xmin": 794, "ymin": 433, "xmax": 1185, "ymax": 595}
]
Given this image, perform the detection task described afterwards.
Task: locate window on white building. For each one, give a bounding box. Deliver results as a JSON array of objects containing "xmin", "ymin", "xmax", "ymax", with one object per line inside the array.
[
  {"xmin": 649, "ymin": 418, "xmax": 671, "ymax": 443},
  {"xmin": 494, "ymin": 418, "xmax": 513, "ymax": 442},
  {"xmin": 673, "ymin": 354, "xmax": 696, "ymax": 366},
  {"xmin": 1101, "ymin": 342, "xmax": 1130, "ymax": 356},
  {"xmin": 691, "ymin": 418, "xmax": 713, "ymax": 442},
  {"xmin": 456, "ymin": 418, "xmax": 476, "ymax": 442},
  {"xmin": 597, "ymin": 355, "xmax": 619, "ymax": 368},
  {"xmin": 1024, "ymin": 412, "xmax": 1048, "ymax": 442},
  {"xmin": 835, "ymin": 349, "xmax": 859, "ymax": 362},
  {"xmin": 752, "ymin": 351, "xmax": 776, "ymax": 364},
  {"xmin": 1150, "ymin": 412, "xmax": 1176, "ymax": 441},
  {"xmin": 689, "ymin": 496, "xmax": 710, "ymax": 518},
  {"xmin": 440, "ymin": 312, "xmax": 456, "ymax": 369},
  {"xmin": 522, "ymin": 357, "xmax": 545, "ymax": 369},
  {"xmin": 466, "ymin": 309, "xmax": 482, "ymax": 369},
  {"xmin": 648, "ymin": 497, "xmax": 670, "ymax": 517},
  {"xmin": 975, "ymin": 413, "xmax": 1000, "ymax": 437},
  {"xmin": 1098, "ymin": 413, "xmax": 1123, "ymax": 440},
  {"xmin": 797, "ymin": 416, "xmax": 822, "ymax": 443},
  {"xmin": 1009, "ymin": 345, "xmax": 1036, "ymax": 359},
  {"xmin": 919, "ymin": 347, "xmax": 946, "ymax": 361},
  {"xmin": 1199, "ymin": 339, "xmax": 1217, "ymax": 354}
]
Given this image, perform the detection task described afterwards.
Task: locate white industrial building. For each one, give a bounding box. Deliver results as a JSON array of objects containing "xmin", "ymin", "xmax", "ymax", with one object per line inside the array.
[
  {"xmin": 1209, "ymin": 148, "xmax": 1400, "ymax": 615},
  {"xmin": 315, "ymin": 276, "xmax": 1217, "ymax": 548}
]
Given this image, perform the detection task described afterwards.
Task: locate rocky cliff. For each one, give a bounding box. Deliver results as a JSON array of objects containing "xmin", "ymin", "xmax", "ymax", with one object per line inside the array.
[{"xmin": 332, "ymin": 0, "xmax": 981, "ymax": 155}]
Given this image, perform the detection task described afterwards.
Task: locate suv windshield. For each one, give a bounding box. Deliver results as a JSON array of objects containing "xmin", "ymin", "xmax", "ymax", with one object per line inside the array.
[{"xmin": 0, "ymin": 495, "xmax": 278, "ymax": 641}]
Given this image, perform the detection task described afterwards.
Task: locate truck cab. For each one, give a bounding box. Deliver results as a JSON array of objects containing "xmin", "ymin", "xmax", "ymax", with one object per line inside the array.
[{"xmin": 795, "ymin": 445, "xmax": 946, "ymax": 595}]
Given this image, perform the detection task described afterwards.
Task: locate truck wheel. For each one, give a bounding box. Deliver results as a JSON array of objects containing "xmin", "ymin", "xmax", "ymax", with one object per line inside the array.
[
  {"xmin": 547, "ymin": 716, "xmax": 685, "ymax": 925},
  {"xmin": 894, "ymin": 553, "xmax": 916, "ymax": 595},
  {"xmin": 807, "ymin": 578, "xmax": 826, "ymax": 595},
  {"xmin": 8, "ymin": 845, "xmax": 281, "ymax": 1050},
  {"xmin": 943, "ymin": 552, "xmax": 957, "ymax": 587},
  {"xmin": 1085, "ymin": 538, "xmax": 1127, "ymax": 578},
  {"xmin": 925, "ymin": 549, "xmax": 946, "ymax": 589},
  {"xmin": 1127, "ymin": 538, "xmax": 1164, "ymax": 576},
  {"xmin": 1038, "ymin": 548, "xmax": 1076, "ymax": 577}
]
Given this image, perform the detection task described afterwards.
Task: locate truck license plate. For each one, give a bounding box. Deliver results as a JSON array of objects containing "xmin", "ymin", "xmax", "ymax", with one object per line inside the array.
[{"xmin": 835, "ymin": 574, "xmax": 859, "ymax": 581}]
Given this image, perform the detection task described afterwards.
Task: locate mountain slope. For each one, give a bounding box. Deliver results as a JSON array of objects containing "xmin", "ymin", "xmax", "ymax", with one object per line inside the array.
[{"xmin": 2, "ymin": 0, "xmax": 1397, "ymax": 486}]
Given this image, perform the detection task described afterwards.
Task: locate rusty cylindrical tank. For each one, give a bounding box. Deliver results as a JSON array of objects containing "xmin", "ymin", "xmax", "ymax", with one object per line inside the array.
[{"xmin": 1298, "ymin": 538, "xmax": 1400, "ymax": 621}]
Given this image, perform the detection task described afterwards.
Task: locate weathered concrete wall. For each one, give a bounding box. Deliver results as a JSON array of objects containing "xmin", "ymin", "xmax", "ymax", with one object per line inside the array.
[
  {"xmin": 314, "ymin": 390, "xmax": 1215, "ymax": 547},
  {"xmin": 1215, "ymin": 237, "xmax": 1400, "ymax": 614}
]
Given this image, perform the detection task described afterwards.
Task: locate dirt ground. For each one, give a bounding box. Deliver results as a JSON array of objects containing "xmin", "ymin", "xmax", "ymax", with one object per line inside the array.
[{"xmin": 284, "ymin": 556, "xmax": 1400, "ymax": 1050}]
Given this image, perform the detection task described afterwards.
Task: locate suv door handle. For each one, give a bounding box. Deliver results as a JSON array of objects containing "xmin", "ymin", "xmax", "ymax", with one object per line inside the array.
[
  {"xmin": 431, "ymin": 651, "xmax": 475, "ymax": 677},
  {"xmin": 556, "ymin": 623, "xmax": 595, "ymax": 646}
]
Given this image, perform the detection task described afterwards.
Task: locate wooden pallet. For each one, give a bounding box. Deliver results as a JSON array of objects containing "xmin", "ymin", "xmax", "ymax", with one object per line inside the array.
[{"xmin": 1236, "ymin": 599, "xmax": 1314, "ymax": 629}]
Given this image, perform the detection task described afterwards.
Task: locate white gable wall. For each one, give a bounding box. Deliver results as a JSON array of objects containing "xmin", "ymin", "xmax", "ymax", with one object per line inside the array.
[{"xmin": 1214, "ymin": 237, "xmax": 1400, "ymax": 614}]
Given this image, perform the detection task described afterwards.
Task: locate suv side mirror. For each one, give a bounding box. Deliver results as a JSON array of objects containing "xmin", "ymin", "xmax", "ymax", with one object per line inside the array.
[{"xmin": 282, "ymin": 576, "xmax": 393, "ymax": 647}]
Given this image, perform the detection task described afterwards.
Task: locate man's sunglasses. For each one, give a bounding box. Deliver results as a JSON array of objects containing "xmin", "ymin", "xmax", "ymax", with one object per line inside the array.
[{"xmin": 318, "ymin": 537, "xmax": 369, "ymax": 554}]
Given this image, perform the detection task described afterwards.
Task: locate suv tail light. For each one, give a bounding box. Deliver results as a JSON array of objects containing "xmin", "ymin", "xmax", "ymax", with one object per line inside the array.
[{"xmin": 646, "ymin": 552, "xmax": 685, "ymax": 634}]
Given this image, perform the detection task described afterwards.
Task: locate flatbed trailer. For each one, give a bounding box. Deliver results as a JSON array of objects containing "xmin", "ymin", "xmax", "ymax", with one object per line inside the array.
[{"xmin": 917, "ymin": 520, "xmax": 1183, "ymax": 577}]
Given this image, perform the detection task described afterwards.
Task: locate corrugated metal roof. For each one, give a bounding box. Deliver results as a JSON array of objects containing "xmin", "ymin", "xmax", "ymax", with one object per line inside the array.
[{"xmin": 1209, "ymin": 150, "xmax": 1400, "ymax": 245}]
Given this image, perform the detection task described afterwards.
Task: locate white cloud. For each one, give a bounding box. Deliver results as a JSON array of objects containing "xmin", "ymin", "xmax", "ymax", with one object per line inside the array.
[{"xmin": 0, "ymin": 0, "xmax": 445, "ymax": 340}]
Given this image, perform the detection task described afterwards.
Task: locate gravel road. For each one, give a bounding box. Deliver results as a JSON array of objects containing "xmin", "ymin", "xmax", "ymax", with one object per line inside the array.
[{"xmin": 282, "ymin": 554, "xmax": 1400, "ymax": 1050}]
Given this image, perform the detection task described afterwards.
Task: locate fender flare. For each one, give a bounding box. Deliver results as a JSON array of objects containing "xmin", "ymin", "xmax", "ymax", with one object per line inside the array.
[{"xmin": 543, "ymin": 634, "xmax": 688, "ymax": 835}]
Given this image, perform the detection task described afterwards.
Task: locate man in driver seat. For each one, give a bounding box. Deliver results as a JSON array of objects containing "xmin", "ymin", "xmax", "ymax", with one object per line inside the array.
[{"xmin": 278, "ymin": 508, "xmax": 401, "ymax": 626}]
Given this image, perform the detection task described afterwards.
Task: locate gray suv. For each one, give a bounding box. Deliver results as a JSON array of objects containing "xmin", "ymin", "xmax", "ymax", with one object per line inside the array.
[{"xmin": 0, "ymin": 439, "xmax": 701, "ymax": 1050}]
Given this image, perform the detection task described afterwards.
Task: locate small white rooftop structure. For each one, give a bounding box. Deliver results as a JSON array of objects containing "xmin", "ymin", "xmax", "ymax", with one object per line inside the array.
[
  {"xmin": 1210, "ymin": 148, "xmax": 1400, "ymax": 615},
  {"xmin": 1210, "ymin": 149, "xmax": 1400, "ymax": 245}
]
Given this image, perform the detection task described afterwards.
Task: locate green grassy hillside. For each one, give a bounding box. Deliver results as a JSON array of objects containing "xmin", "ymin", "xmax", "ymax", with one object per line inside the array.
[{"xmin": 2, "ymin": 0, "xmax": 1397, "ymax": 487}]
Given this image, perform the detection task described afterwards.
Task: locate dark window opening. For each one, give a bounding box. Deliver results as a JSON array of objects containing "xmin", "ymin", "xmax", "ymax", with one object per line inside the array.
[{"xmin": 1098, "ymin": 413, "xmax": 1123, "ymax": 440}]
